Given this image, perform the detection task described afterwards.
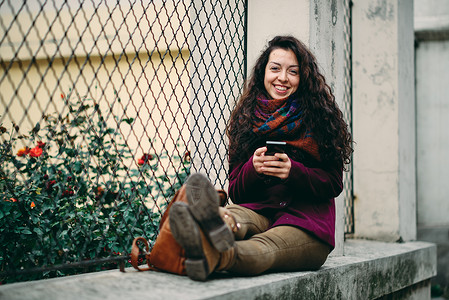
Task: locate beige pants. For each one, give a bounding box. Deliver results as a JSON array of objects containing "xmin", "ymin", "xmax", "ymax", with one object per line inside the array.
[{"xmin": 220, "ymin": 204, "xmax": 331, "ymax": 275}]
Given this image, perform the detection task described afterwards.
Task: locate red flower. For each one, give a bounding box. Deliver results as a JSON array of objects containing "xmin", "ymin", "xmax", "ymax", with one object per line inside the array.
[
  {"xmin": 183, "ymin": 150, "xmax": 191, "ymax": 162},
  {"xmin": 94, "ymin": 186, "xmax": 104, "ymax": 200},
  {"xmin": 95, "ymin": 186, "xmax": 104, "ymax": 199},
  {"xmin": 37, "ymin": 141, "xmax": 46, "ymax": 148},
  {"xmin": 17, "ymin": 147, "xmax": 30, "ymax": 157},
  {"xmin": 138, "ymin": 153, "xmax": 153, "ymax": 165},
  {"xmin": 62, "ymin": 190, "xmax": 74, "ymax": 197},
  {"xmin": 46, "ymin": 180, "xmax": 56, "ymax": 191},
  {"xmin": 29, "ymin": 146, "xmax": 43, "ymax": 157},
  {"xmin": 30, "ymin": 201, "xmax": 36, "ymax": 208}
]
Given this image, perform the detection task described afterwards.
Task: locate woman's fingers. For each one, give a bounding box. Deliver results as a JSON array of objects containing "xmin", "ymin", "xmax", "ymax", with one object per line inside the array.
[
  {"xmin": 261, "ymin": 154, "xmax": 291, "ymax": 180},
  {"xmin": 255, "ymin": 146, "xmax": 267, "ymax": 156},
  {"xmin": 253, "ymin": 146, "xmax": 268, "ymax": 174},
  {"xmin": 254, "ymin": 148, "xmax": 291, "ymax": 179}
]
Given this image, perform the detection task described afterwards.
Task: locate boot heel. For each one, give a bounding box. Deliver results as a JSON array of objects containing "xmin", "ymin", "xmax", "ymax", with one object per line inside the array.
[
  {"xmin": 208, "ymin": 224, "xmax": 235, "ymax": 252},
  {"xmin": 185, "ymin": 173, "xmax": 235, "ymax": 252},
  {"xmin": 185, "ymin": 258, "xmax": 209, "ymax": 281}
]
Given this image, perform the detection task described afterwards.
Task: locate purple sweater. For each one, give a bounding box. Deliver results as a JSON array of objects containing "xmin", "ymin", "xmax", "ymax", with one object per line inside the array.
[{"xmin": 228, "ymin": 156, "xmax": 343, "ymax": 248}]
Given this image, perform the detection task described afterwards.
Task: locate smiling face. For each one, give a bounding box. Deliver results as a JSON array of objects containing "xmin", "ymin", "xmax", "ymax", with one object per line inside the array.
[{"xmin": 263, "ymin": 48, "xmax": 300, "ymax": 100}]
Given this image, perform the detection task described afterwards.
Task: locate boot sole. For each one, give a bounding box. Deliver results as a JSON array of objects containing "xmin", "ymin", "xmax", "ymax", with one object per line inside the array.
[
  {"xmin": 185, "ymin": 173, "xmax": 234, "ymax": 252},
  {"xmin": 169, "ymin": 202, "xmax": 209, "ymax": 281}
]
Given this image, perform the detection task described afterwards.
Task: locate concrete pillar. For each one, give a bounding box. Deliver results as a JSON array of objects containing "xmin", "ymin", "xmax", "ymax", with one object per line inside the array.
[
  {"xmin": 247, "ymin": 0, "xmax": 350, "ymax": 255},
  {"xmin": 352, "ymin": 0, "xmax": 416, "ymax": 241}
]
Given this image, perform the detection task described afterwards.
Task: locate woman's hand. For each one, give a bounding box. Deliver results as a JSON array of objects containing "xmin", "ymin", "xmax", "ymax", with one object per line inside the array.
[{"xmin": 253, "ymin": 146, "xmax": 291, "ymax": 180}]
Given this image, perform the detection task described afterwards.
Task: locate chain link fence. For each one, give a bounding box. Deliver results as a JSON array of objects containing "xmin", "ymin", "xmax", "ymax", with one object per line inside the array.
[
  {"xmin": 0, "ymin": 0, "xmax": 246, "ymax": 283},
  {"xmin": 0, "ymin": 0, "xmax": 352, "ymax": 285},
  {"xmin": 342, "ymin": 0, "xmax": 354, "ymax": 235}
]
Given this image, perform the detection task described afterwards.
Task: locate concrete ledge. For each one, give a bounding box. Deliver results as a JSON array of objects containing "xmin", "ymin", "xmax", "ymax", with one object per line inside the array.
[{"xmin": 0, "ymin": 240, "xmax": 437, "ymax": 300}]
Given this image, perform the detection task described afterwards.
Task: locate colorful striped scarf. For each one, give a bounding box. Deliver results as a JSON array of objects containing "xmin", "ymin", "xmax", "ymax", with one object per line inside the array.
[{"xmin": 253, "ymin": 95, "xmax": 320, "ymax": 161}]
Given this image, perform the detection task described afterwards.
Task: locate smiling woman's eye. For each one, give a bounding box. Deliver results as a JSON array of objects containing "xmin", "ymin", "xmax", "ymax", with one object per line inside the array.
[
  {"xmin": 270, "ymin": 66, "xmax": 280, "ymax": 71},
  {"xmin": 289, "ymin": 69, "xmax": 299, "ymax": 75}
]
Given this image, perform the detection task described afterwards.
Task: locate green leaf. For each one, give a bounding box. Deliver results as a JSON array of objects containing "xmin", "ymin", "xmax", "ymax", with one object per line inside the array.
[
  {"xmin": 71, "ymin": 116, "xmax": 86, "ymax": 126},
  {"xmin": 65, "ymin": 148, "xmax": 77, "ymax": 157},
  {"xmin": 122, "ymin": 118, "xmax": 134, "ymax": 125},
  {"xmin": 33, "ymin": 228, "xmax": 43, "ymax": 235}
]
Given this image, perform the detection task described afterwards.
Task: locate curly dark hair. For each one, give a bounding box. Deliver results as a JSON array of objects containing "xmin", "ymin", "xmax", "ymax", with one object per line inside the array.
[{"xmin": 226, "ymin": 35, "xmax": 353, "ymax": 169}]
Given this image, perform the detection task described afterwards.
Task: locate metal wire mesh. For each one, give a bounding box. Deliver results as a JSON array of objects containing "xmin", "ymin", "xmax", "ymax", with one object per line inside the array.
[
  {"xmin": 0, "ymin": 0, "xmax": 246, "ymax": 283},
  {"xmin": 342, "ymin": 0, "xmax": 354, "ymax": 235}
]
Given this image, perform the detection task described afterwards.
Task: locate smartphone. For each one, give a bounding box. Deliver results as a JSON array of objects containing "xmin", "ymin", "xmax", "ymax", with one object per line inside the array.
[{"xmin": 265, "ymin": 141, "xmax": 286, "ymax": 156}]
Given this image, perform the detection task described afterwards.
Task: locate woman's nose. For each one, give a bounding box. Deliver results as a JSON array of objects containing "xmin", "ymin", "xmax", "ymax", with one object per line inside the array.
[{"xmin": 278, "ymin": 70, "xmax": 288, "ymax": 81}]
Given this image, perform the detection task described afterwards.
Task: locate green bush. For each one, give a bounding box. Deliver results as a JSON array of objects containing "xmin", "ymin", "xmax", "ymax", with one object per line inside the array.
[{"xmin": 0, "ymin": 92, "xmax": 191, "ymax": 283}]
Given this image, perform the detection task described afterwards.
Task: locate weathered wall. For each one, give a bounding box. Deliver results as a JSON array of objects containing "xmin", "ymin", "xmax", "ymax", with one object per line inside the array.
[
  {"xmin": 414, "ymin": 0, "xmax": 449, "ymax": 292},
  {"xmin": 246, "ymin": 0, "xmax": 310, "ymax": 72},
  {"xmin": 309, "ymin": 0, "xmax": 350, "ymax": 256},
  {"xmin": 352, "ymin": 0, "xmax": 416, "ymax": 242},
  {"xmin": 416, "ymin": 41, "xmax": 449, "ymax": 227}
]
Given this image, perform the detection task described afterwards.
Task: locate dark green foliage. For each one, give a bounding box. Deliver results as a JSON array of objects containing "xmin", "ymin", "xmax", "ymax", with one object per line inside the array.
[{"xmin": 0, "ymin": 93, "xmax": 190, "ymax": 283}]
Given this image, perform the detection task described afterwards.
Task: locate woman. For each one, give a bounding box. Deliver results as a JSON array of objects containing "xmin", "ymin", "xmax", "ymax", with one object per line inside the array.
[{"xmin": 169, "ymin": 35, "xmax": 353, "ymax": 281}]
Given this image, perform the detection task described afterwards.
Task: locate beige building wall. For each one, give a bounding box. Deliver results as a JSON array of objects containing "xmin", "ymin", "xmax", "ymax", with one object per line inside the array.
[{"xmin": 0, "ymin": 1, "xmax": 191, "ymax": 169}]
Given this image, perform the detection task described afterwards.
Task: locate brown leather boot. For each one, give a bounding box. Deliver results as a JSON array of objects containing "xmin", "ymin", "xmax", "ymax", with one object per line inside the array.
[
  {"xmin": 170, "ymin": 202, "xmax": 221, "ymax": 281},
  {"xmin": 184, "ymin": 173, "xmax": 234, "ymax": 252}
]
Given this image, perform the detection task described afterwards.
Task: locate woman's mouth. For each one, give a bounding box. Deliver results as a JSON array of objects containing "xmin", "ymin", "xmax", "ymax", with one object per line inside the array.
[{"xmin": 274, "ymin": 85, "xmax": 288, "ymax": 93}]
